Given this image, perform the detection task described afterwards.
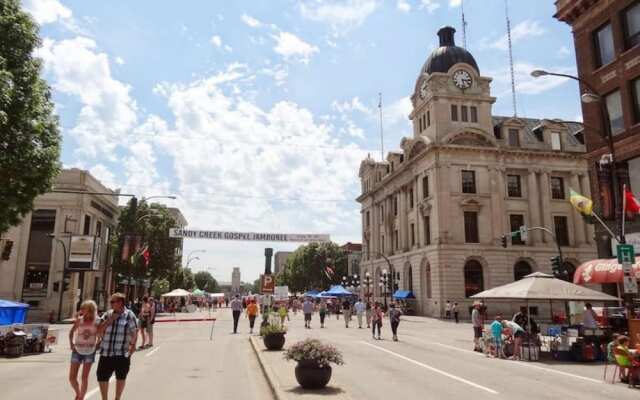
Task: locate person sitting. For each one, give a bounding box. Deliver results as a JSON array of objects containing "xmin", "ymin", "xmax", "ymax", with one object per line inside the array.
[{"xmin": 614, "ymin": 336, "xmax": 639, "ymax": 385}]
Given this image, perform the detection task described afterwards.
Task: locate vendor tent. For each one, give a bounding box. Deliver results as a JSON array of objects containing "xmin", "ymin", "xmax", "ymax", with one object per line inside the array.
[
  {"xmin": 321, "ymin": 285, "xmax": 353, "ymax": 297},
  {"xmin": 191, "ymin": 289, "xmax": 205, "ymax": 296},
  {"xmin": 303, "ymin": 290, "xmax": 320, "ymax": 298},
  {"xmin": 573, "ymin": 258, "xmax": 639, "ymax": 284},
  {"xmin": 161, "ymin": 288, "xmax": 191, "ymax": 297},
  {"xmin": 209, "ymin": 293, "xmax": 225, "ymax": 298},
  {"xmin": 0, "ymin": 300, "xmax": 29, "ymax": 325},
  {"xmin": 392, "ymin": 290, "xmax": 416, "ymax": 299},
  {"xmin": 470, "ymin": 272, "xmax": 619, "ymax": 301}
]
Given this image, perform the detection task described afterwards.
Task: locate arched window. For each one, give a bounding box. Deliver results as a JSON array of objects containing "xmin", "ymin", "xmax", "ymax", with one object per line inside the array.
[
  {"xmin": 514, "ymin": 261, "xmax": 533, "ymax": 281},
  {"xmin": 425, "ymin": 264, "xmax": 432, "ymax": 299},
  {"xmin": 464, "ymin": 260, "xmax": 484, "ymax": 298}
]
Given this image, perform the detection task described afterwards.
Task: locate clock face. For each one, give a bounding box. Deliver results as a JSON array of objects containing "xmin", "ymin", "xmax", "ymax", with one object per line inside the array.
[
  {"xmin": 419, "ymin": 80, "xmax": 428, "ymax": 99},
  {"xmin": 452, "ymin": 69, "xmax": 472, "ymax": 89}
]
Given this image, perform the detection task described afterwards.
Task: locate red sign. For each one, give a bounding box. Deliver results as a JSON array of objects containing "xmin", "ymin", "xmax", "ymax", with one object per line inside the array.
[{"xmin": 261, "ymin": 274, "xmax": 275, "ymax": 294}]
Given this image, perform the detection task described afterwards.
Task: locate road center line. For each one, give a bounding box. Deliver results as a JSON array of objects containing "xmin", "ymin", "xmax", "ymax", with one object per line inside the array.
[
  {"xmin": 361, "ymin": 341, "xmax": 499, "ymax": 395},
  {"xmin": 85, "ymin": 376, "xmax": 114, "ymax": 399},
  {"xmin": 145, "ymin": 346, "xmax": 161, "ymax": 358}
]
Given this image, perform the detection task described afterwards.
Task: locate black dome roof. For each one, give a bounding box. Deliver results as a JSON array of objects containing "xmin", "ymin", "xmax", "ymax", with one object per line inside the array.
[{"xmin": 422, "ymin": 26, "xmax": 479, "ymax": 75}]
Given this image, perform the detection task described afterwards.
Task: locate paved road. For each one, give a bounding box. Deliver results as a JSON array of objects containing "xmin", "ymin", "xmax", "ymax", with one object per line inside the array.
[
  {"xmin": 0, "ymin": 310, "xmax": 272, "ymax": 399},
  {"xmin": 278, "ymin": 310, "xmax": 638, "ymax": 400}
]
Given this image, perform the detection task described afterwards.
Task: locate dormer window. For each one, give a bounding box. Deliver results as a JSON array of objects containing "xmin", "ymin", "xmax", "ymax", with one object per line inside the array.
[
  {"xmin": 508, "ymin": 129, "xmax": 520, "ymax": 147},
  {"xmin": 551, "ymin": 132, "xmax": 561, "ymax": 150},
  {"xmin": 494, "ymin": 125, "xmax": 502, "ymax": 139},
  {"xmin": 532, "ymin": 127, "xmax": 544, "ymax": 142}
]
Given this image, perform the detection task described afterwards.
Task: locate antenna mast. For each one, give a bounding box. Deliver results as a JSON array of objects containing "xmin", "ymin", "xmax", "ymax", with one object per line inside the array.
[
  {"xmin": 461, "ymin": 0, "xmax": 468, "ymax": 49},
  {"xmin": 378, "ymin": 92, "xmax": 384, "ymax": 161},
  {"xmin": 505, "ymin": 0, "xmax": 517, "ymax": 117}
]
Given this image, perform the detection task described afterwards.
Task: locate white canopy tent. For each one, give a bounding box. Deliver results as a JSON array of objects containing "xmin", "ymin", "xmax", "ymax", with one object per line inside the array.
[
  {"xmin": 161, "ymin": 288, "xmax": 191, "ymax": 297},
  {"xmin": 209, "ymin": 293, "xmax": 225, "ymax": 298}
]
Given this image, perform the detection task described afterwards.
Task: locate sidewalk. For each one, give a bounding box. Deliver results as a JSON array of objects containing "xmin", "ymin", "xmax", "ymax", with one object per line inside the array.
[{"xmin": 249, "ymin": 335, "xmax": 351, "ymax": 400}]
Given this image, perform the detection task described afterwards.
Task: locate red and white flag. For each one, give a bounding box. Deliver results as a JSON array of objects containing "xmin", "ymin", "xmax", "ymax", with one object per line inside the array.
[
  {"xmin": 324, "ymin": 265, "xmax": 334, "ymax": 279},
  {"xmin": 625, "ymin": 187, "xmax": 640, "ymax": 214}
]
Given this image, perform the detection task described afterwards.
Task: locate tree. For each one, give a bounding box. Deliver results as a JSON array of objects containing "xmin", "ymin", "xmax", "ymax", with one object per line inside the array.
[
  {"xmin": 0, "ymin": 1, "xmax": 61, "ymax": 234},
  {"xmin": 251, "ymin": 278, "xmax": 261, "ymax": 294},
  {"xmin": 151, "ymin": 278, "xmax": 170, "ymax": 297},
  {"xmin": 278, "ymin": 242, "xmax": 347, "ymax": 293},
  {"xmin": 194, "ymin": 271, "xmax": 218, "ymax": 292}
]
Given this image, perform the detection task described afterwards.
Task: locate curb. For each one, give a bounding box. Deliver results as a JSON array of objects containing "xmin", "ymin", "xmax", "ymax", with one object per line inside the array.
[{"xmin": 249, "ymin": 336, "xmax": 285, "ymax": 400}]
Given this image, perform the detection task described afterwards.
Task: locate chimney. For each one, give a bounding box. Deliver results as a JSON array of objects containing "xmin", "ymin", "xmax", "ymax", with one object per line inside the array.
[{"xmin": 437, "ymin": 26, "xmax": 456, "ymax": 47}]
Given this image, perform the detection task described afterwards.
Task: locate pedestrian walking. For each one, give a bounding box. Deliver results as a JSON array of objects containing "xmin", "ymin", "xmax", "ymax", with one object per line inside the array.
[
  {"xmin": 69, "ymin": 300, "xmax": 99, "ymax": 400},
  {"xmin": 453, "ymin": 302, "xmax": 459, "ymax": 324},
  {"xmin": 302, "ymin": 297, "xmax": 314, "ymax": 329},
  {"xmin": 445, "ymin": 300, "xmax": 452, "ymax": 320},
  {"xmin": 371, "ymin": 302, "xmax": 383, "ymax": 340},
  {"xmin": 146, "ymin": 297, "xmax": 156, "ymax": 347},
  {"xmin": 388, "ymin": 303, "xmax": 402, "ymax": 341},
  {"xmin": 342, "ymin": 299, "xmax": 352, "ymax": 328},
  {"xmin": 246, "ymin": 299, "xmax": 259, "ymax": 334},
  {"xmin": 96, "ymin": 293, "xmax": 138, "ymax": 400},
  {"xmin": 472, "ymin": 302, "xmax": 483, "ymax": 352},
  {"xmin": 138, "ymin": 296, "xmax": 151, "ymax": 349},
  {"xmin": 354, "ymin": 299, "xmax": 366, "ymax": 329},
  {"xmin": 365, "ymin": 301, "xmax": 372, "ymax": 328},
  {"xmin": 225, "ymin": 298, "xmax": 229, "ymax": 308},
  {"xmin": 319, "ymin": 300, "xmax": 328, "ymax": 328},
  {"xmin": 230, "ymin": 295, "xmax": 243, "ymax": 334}
]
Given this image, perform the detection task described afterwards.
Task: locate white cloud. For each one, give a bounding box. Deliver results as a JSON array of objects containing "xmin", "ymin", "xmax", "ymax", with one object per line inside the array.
[
  {"xmin": 558, "ymin": 45, "xmax": 571, "ymax": 58},
  {"xmin": 241, "ymin": 14, "xmax": 263, "ymax": 28},
  {"xmin": 89, "ymin": 164, "xmax": 118, "ymax": 190},
  {"xmin": 37, "ymin": 37, "xmax": 138, "ymax": 159},
  {"xmin": 260, "ymin": 65, "xmax": 289, "ymax": 86},
  {"xmin": 383, "ymin": 96, "xmax": 412, "ymax": 128},
  {"xmin": 490, "ymin": 20, "xmax": 547, "ymax": 51},
  {"xmin": 224, "ymin": 45, "xmax": 233, "ymax": 53},
  {"xmin": 449, "ymin": 0, "xmax": 461, "ymax": 7},
  {"xmin": 211, "ymin": 35, "xmax": 222, "ymax": 47},
  {"xmin": 332, "ymin": 97, "xmax": 373, "ymax": 116},
  {"xmin": 420, "ymin": 0, "xmax": 440, "ymax": 13},
  {"xmin": 397, "ymin": 0, "xmax": 411, "ymax": 12},
  {"xmin": 489, "ymin": 62, "xmax": 574, "ymax": 96},
  {"xmin": 271, "ymin": 32, "xmax": 319, "ymax": 64},
  {"xmin": 115, "ymin": 56, "xmax": 125, "ymax": 65},
  {"xmin": 23, "ymin": 0, "xmax": 72, "ymax": 24},
  {"xmin": 299, "ymin": 0, "xmax": 379, "ymax": 35}
]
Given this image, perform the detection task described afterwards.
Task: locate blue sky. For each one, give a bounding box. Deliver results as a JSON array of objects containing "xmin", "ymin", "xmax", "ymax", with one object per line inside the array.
[{"xmin": 24, "ymin": 0, "xmax": 581, "ymax": 282}]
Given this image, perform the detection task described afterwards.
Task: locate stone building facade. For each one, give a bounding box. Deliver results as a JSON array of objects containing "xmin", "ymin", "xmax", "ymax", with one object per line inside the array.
[
  {"xmin": 0, "ymin": 169, "xmax": 119, "ymax": 321},
  {"xmin": 357, "ymin": 27, "xmax": 598, "ymax": 318}
]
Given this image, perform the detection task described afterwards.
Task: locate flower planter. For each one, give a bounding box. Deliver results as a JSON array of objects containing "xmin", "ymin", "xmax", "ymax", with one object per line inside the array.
[
  {"xmin": 263, "ymin": 332, "xmax": 286, "ymax": 350},
  {"xmin": 295, "ymin": 360, "xmax": 332, "ymax": 389}
]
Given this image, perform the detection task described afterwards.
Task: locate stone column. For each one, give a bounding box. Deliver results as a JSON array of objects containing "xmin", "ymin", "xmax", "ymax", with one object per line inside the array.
[
  {"xmin": 540, "ymin": 170, "xmax": 553, "ymax": 243},
  {"xmin": 570, "ymin": 173, "xmax": 587, "ymax": 246},
  {"xmin": 527, "ymin": 170, "xmax": 541, "ymax": 245}
]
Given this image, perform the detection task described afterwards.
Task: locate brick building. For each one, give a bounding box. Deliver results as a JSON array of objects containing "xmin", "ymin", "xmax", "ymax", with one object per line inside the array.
[{"xmin": 555, "ymin": 0, "xmax": 640, "ymax": 266}]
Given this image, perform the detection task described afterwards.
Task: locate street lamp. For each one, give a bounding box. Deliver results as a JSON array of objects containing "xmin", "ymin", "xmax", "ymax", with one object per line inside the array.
[
  {"xmin": 362, "ymin": 272, "xmax": 373, "ymax": 299},
  {"xmin": 531, "ymin": 69, "xmax": 623, "ymax": 245},
  {"xmin": 342, "ymin": 274, "xmax": 360, "ymax": 292},
  {"xmin": 48, "ymin": 234, "xmax": 70, "ymax": 322},
  {"xmin": 186, "ymin": 256, "xmax": 200, "ymax": 269},
  {"xmin": 143, "ymin": 195, "xmax": 177, "ymax": 202}
]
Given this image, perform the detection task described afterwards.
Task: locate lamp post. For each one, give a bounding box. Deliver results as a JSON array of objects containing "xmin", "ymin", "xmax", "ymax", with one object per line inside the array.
[
  {"xmin": 342, "ymin": 274, "xmax": 360, "ymax": 293},
  {"xmin": 379, "ymin": 270, "xmax": 390, "ymax": 309},
  {"xmin": 531, "ymin": 69, "xmax": 624, "ymax": 245},
  {"xmin": 49, "ymin": 234, "xmax": 70, "ymax": 322},
  {"xmin": 362, "ymin": 272, "xmax": 373, "ymax": 299}
]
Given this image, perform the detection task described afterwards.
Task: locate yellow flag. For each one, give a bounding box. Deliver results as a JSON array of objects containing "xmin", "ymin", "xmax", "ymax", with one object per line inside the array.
[{"xmin": 569, "ymin": 188, "xmax": 593, "ymax": 216}]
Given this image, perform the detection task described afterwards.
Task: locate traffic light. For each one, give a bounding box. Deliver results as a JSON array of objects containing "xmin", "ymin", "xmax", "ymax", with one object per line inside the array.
[
  {"xmin": 501, "ymin": 235, "xmax": 508, "ymax": 248},
  {"xmin": 2, "ymin": 240, "xmax": 13, "ymax": 260},
  {"xmin": 550, "ymin": 256, "xmax": 564, "ymax": 277}
]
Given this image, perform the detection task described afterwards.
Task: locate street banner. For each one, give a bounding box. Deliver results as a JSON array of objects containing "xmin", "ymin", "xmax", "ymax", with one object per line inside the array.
[
  {"xmin": 274, "ymin": 286, "xmax": 289, "ymax": 301},
  {"xmin": 68, "ymin": 235, "xmax": 101, "ymax": 271},
  {"xmin": 169, "ymin": 229, "xmax": 330, "ymax": 243},
  {"xmin": 261, "ymin": 274, "xmax": 275, "ymax": 294}
]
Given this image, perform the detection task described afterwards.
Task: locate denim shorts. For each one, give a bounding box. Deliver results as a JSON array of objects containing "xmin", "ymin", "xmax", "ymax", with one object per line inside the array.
[{"xmin": 71, "ymin": 351, "xmax": 96, "ymax": 364}]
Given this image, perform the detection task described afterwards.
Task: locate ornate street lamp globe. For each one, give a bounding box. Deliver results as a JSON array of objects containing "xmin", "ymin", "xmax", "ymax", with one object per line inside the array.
[{"xmin": 421, "ymin": 26, "xmax": 479, "ymax": 76}]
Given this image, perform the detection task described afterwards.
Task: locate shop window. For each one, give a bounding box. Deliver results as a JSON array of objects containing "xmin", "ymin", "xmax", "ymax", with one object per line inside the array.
[
  {"xmin": 422, "ymin": 175, "xmax": 429, "ymax": 198},
  {"xmin": 451, "ymin": 104, "xmax": 458, "ymax": 121},
  {"xmin": 514, "ymin": 261, "xmax": 533, "ymax": 281},
  {"xmin": 461, "ymin": 105, "xmax": 469, "ymax": 122},
  {"xmin": 24, "ymin": 210, "xmax": 57, "ymax": 295},
  {"xmin": 624, "ymin": 2, "xmax": 640, "ymax": 49},
  {"xmin": 605, "ymin": 90, "xmax": 624, "ymax": 135},
  {"xmin": 462, "ymin": 170, "xmax": 476, "ymax": 193},
  {"xmin": 470, "ymin": 106, "xmax": 478, "ymax": 123},
  {"xmin": 594, "ymin": 22, "xmax": 615, "ymax": 67},
  {"xmin": 551, "ymin": 177, "xmax": 565, "ymax": 199},
  {"xmin": 554, "ymin": 216, "xmax": 570, "ymax": 247},
  {"xmin": 464, "ymin": 260, "xmax": 484, "ymax": 297},
  {"xmin": 464, "ymin": 212, "xmax": 479, "ymax": 243},
  {"xmin": 507, "ymin": 174, "xmax": 522, "ymax": 197},
  {"xmin": 509, "ymin": 214, "xmax": 525, "ymax": 245},
  {"xmin": 508, "ymin": 129, "xmax": 520, "ymax": 147}
]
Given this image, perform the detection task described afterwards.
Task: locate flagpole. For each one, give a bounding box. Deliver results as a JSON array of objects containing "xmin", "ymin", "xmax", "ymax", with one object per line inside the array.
[{"xmin": 622, "ymin": 184, "xmax": 627, "ymax": 239}]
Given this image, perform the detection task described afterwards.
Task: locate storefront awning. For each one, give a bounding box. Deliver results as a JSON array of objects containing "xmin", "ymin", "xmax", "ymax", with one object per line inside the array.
[
  {"xmin": 392, "ymin": 290, "xmax": 415, "ymax": 299},
  {"xmin": 573, "ymin": 259, "xmax": 640, "ymax": 284}
]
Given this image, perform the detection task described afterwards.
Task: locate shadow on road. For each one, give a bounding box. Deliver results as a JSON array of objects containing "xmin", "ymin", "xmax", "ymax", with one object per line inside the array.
[{"xmin": 285, "ymin": 386, "xmax": 345, "ymax": 396}]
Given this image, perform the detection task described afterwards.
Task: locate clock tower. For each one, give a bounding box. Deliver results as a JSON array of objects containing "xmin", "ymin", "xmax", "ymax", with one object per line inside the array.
[{"xmin": 410, "ymin": 26, "xmax": 496, "ymax": 145}]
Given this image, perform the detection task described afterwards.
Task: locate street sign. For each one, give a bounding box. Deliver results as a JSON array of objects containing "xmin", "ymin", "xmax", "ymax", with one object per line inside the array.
[
  {"xmin": 519, "ymin": 226, "xmax": 528, "ymax": 242},
  {"xmin": 622, "ymin": 262, "xmax": 634, "ymax": 275},
  {"xmin": 261, "ymin": 274, "xmax": 275, "ymax": 294},
  {"xmin": 617, "ymin": 244, "xmax": 636, "ymax": 264},
  {"xmin": 68, "ymin": 235, "xmax": 101, "ymax": 271},
  {"xmin": 623, "ymin": 275, "xmax": 638, "ymax": 294}
]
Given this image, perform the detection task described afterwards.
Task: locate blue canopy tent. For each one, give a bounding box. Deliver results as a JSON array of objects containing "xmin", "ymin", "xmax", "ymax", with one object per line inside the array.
[
  {"xmin": 0, "ymin": 300, "xmax": 30, "ymax": 325},
  {"xmin": 392, "ymin": 290, "xmax": 416, "ymax": 300},
  {"xmin": 321, "ymin": 285, "xmax": 354, "ymax": 297},
  {"xmin": 303, "ymin": 290, "xmax": 320, "ymax": 298}
]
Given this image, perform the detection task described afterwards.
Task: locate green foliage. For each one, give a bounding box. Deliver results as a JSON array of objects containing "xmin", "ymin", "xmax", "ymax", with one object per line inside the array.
[
  {"xmin": 0, "ymin": 0, "xmax": 61, "ymax": 234},
  {"xmin": 251, "ymin": 278, "xmax": 261, "ymax": 293},
  {"xmin": 194, "ymin": 270, "xmax": 218, "ymax": 292},
  {"xmin": 283, "ymin": 339, "xmax": 344, "ymax": 367},
  {"xmin": 278, "ymin": 242, "xmax": 348, "ymax": 293},
  {"xmin": 260, "ymin": 312, "xmax": 287, "ymax": 336},
  {"xmin": 151, "ymin": 278, "xmax": 170, "ymax": 297},
  {"xmin": 169, "ymin": 267, "xmax": 195, "ymax": 290}
]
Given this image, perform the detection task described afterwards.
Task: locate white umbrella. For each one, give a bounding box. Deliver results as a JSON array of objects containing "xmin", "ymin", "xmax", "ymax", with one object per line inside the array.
[{"xmin": 161, "ymin": 288, "xmax": 191, "ymax": 297}]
